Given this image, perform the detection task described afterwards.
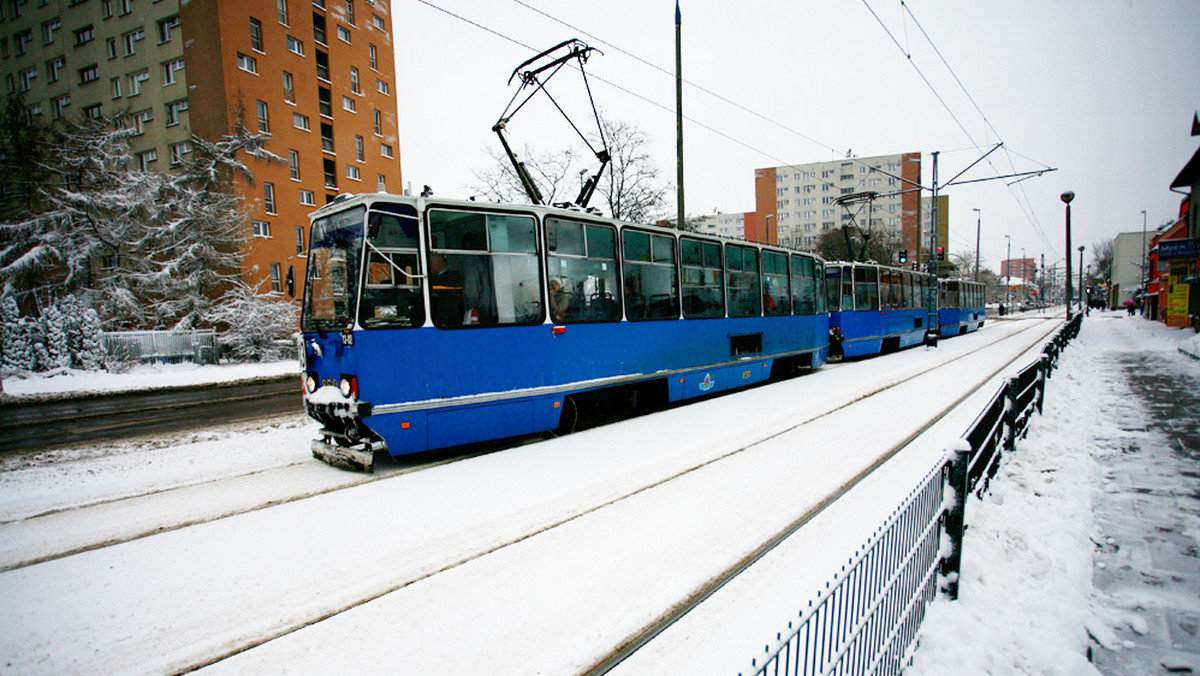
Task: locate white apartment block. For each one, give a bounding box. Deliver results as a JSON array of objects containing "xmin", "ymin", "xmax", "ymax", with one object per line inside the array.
[{"xmin": 691, "ymin": 211, "xmax": 750, "ymax": 240}]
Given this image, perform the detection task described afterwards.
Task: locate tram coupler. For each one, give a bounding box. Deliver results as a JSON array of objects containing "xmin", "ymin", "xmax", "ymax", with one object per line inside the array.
[{"xmin": 924, "ymin": 328, "xmax": 940, "ymax": 348}]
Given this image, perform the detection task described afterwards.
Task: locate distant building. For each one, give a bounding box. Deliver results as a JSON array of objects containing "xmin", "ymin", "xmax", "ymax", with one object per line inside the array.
[
  {"xmin": 0, "ymin": 0, "xmax": 403, "ymax": 298},
  {"xmin": 1110, "ymin": 231, "xmax": 1150, "ymax": 309},
  {"xmin": 753, "ymin": 152, "xmax": 921, "ymax": 255},
  {"xmin": 691, "ymin": 212, "xmax": 752, "ymax": 240},
  {"xmin": 920, "ymin": 194, "xmax": 952, "ymax": 274}
]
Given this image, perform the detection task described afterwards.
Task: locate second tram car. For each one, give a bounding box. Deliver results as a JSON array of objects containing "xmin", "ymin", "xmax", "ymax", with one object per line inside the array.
[
  {"xmin": 825, "ymin": 262, "xmax": 938, "ymax": 358},
  {"xmin": 938, "ymin": 279, "xmax": 986, "ymax": 337},
  {"xmin": 301, "ymin": 194, "xmax": 831, "ymax": 470}
]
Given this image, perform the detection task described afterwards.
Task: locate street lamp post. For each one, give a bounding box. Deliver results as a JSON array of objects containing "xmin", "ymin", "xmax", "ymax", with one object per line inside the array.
[
  {"xmin": 972, "ymin": 208, "xmax": 981, "ymax": 282},
  {"xmin": 1021, "ymin": 247, "xmax": 1027, "ymax": 306},
  {"xmin": 1079, "ymin": 245, "xmax": 1086, "ymax": 314},
  {"xmin": 1062, "ymin": 191, "xmax": 1075, "ymax": 319},
  {"xmin": 1005, "ymin": 234, "xmax": 1011, "ymax": 308},
  {"xmin": 1141, "ymin": 209, "xmax": 1148, "ymax": 310}
]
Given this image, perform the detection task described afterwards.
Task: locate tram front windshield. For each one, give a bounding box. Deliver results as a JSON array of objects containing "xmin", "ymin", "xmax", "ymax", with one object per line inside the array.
[{"xmin": 302, "ymin": 206, "xmax": 366, "ymax": 333}]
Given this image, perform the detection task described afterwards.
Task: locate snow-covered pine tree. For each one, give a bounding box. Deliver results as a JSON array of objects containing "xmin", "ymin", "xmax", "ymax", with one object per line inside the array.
[
  {"xmin": 40, "ymin": 303, "xmax": 70, "ymax": 370},
  {"xmin": 0, "ymin": 293, "xmax": 33, "ymax": 375},
  {"xmin": 76, "ymin": 307, "xmax": 105, "ymax": 371}
]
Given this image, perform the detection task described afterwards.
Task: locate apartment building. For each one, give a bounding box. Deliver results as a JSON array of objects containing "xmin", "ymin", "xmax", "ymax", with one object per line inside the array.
[
  {"xmin": 753, "ymin": 152, "xmax": 921, "ymax": 252},
  {"xmin": 691, "ymin": 211, "xmax": 752, "ymax": 241},
  {"xmin": 0, "ymin": 0, "xmax": 403, "ymax": 297}
]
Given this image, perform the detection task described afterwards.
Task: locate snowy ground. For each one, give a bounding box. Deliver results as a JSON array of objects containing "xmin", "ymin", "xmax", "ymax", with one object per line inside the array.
[
  {"xmin": 1, "ymin": 359, "xmax": 299, "ymax": 398},
  {"xmin": 0, "ymin": 312, "xmax": 1195, "ymax": 675}
]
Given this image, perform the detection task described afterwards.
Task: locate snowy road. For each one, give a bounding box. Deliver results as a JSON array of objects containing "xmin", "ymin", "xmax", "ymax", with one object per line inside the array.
[{"xmin": 0, "ymin": 316, "xmax": 1062, "ymax": 675}]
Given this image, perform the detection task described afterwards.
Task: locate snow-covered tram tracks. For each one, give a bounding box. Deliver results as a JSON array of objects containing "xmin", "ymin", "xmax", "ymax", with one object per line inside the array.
[{"xmin": 0, "ymin": 318, "xmax": 1062, "ymax": 675}]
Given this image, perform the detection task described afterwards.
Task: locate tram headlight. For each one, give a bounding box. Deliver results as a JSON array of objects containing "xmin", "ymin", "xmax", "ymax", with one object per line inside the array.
[
  {"xmin": 305, "ymin": 372, "xmax": 318, "ymax": 394},
  {"xmin": 339, "ymin": 374, "xmax": 358, "ymax": 399}
]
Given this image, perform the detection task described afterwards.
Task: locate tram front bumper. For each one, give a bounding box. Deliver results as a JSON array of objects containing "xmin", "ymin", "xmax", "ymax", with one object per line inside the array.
[{"xmin": 312, "ymin": 438, "xmax": 375, "ymax": 473}]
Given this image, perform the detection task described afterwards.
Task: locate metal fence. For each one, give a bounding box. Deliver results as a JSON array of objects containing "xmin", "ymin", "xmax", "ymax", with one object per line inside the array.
[
  {"xmin": 101, "ymin": 329, "xmax": 218, "ymax": 365},
  {"xmin": 741, "ymin": 314, "xmax": 1083, "ymax": 676}
]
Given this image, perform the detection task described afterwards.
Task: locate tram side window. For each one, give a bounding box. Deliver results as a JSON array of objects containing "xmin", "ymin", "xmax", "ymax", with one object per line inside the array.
[
  {"xmin": 681, "ymin": 237, "xmax": 724, "ymax": 319},
  {"xmin": 841, "ymin": 265, "xmax": 855, "ymax": 310},
  {"xmin": 726, "ymin": 244, "xmax": 762, "ymax": 317},
  {"xmin": 360, "ymin": 209, "xmax": 424, "ymax": 328},
  {"xmin": 546, "ymin": 218, "xmax": 620, "ymax": 324},
  {"xmin": 792, "ymin": 255, "xmax": 817, "ymax": 315},
  {"xmin": 854, "ymin": 266, "xmax": 879, "ymax": 311},
  {"xmin": 622, "ymin": 229, "xmax": 678, "ymax": 321},
  {"xmin": 428, "ymin": 209, "xmax": 542, "ymax": 328},
  {"xmin": 762, "ymin": 251, "xmax": 790, "ymax": 316},
  {"xmin": 824, "ymin": 265, "xmax": 842, "ymax": 312}
]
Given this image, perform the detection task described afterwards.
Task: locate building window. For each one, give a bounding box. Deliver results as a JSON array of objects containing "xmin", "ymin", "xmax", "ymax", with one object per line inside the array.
[
  {"xmin": 299, "ymin": 189, "xmax": 315, "ymax": 206},
  {"xmin": 315, "ymin": 50, "xmax": 329, "ymax": 80},
  {"xmin": 336, "ymin": 25, "xmax": 350, "ymax": 43},
  {"xmin": 293, "ymin": 112, "xmax": 310, "ymax": 130},
  {"xmin": 106, "ymin": 37, "xmax": 118, "ymax": 59},
  {"xmin": 163, "ymin": 58, "xmax": 185, "ymax": 84},
  {"xmin": 47, "ymin": 57, "xmax": 66, "ymax": 82},
  {"xmin": 346, "ymin": 0, "xmax": 355, "ymax": 24},
  {"xmin": 132, "ymin": 109, "xmax": 153, "ymax": 134},
  {"xmin": 157, "ymin": 15, "xmax": 180, "ymax": 43},
  {"xmin": 14, "ymin": 29, "xmax": 32, "ymax": 56},
  {"xmin": 373, "ymin": 109, "xmax": 381, "ymax": 135},
  {"xmin": 313, "ymin": 13, "xmax": 327, "ymax": 44},
  {"xmin": 256, "ymin": 100, "xmax": 269, "ymax": 132},
  {"xmin": 170, "ymin": 141, "xmax": 192, "ymax": 165},
  {"xmin": 377, "ymin": 174, "xmax": 386, "ymax": 192},
  {"xmin": 372, "ymin": 14, "xmax": 385, "ymax": 30},
  {"xmin": 250, "ymin": 18, "xmax": 263, "ymax": 52},
  {"xmin": 83, "ymin": 104, "xmax": 103, "ymax": 119},
  {"xmin": 51, "ymin": 94, "xmax": 70, "ymax": 119},
  {"xmin": 110, "ymin": 77, "xmax": 121, "ymax": 98},
  {"xmin": 18, "ymin": 67, "xmax": 37, "ymax": 92},
  {"xmin": 270, "ymin": 263, "xmax": 282, "ymax": 292},
  {"xmin": 342, "ymin": 96, "xmax": 355, "ymax": 112},
  {"xmin": 350, "ymin": 66, "xmax": 360, "ymax": 94},
  {"xmin": 289, "ymin": 149, "xmax": 300, "ymax": 180},
  {"xmin": 287, "ymin": 35, "xmax": 303, "ymax": 55},
  {"xmin": 380, "ymin": 143, "xmax": 392, "ymax": 158},
  {"xmin": 42, "ymin": 18, "xmax": 62, "ymax": 44},
  {"xmin": 278, "ymin": 0, "xmax": 289, "ymax": 25},
  {"xmin": 375, "ymin": 79, "xmax": 388, "ymax": 95},
  {"xmin": 282, "ymin": 71, "xmax": 295, "ymax": 103},
  {"xmin": 295, "ymin": 226, "xmax": 305, "ymax": 254},
  {"xmin": 318, "ymin": 86, "xmax": 332, "ymax": 117},
  {"xmin": 253, "ymin": 220, "xmax": 271, "ymax": 237},
  {"xmin": 78, "ymin": 64, "xmax": 98, "ymax": 84},
  {"xmin": 123, "ymin": 28, "xmax": 144, "ymax": 56},
  {"xmin": 264, "ymin": 182, "xmax": 277, "ymax": 213},
  {"xmin": 368, "ymin": 43, "xmax": 377, "ymax": 70},
  {"xmin": 165, "ymin": 99, "xmax": 188, "ymax": 126},
  {"xmin": 128, "ymin": 70, "xmax": 150, "ymax": 96},
  {"xmin": 118, "ymin": 0, "xmax": 132, "ymax": 15},
  {"xmin": 353, "ymin": 135, "xmax": 364, "ymax": 161},
  {"xmin": 74, "ymin": 26, "xmax": 95, "ymax": 46},
  {"xmin": 137, "ymin": 149, "xmax": 157, "ymax": 171},
  {"xmin": 346, "ymin": 165, "xmax": 360, "ymax": 181},
  {"xmin": 237, "ymin": 53, "xmax": 258, "ymax": 74}
]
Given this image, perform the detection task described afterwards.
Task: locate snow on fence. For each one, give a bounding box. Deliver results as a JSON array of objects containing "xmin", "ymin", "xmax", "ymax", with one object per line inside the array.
[
  {"xmin": 741, "ymin": 314, "xmax": 1084, "ymax": 676},
  {"xmin": 101, "ymin": 329, "xmax": 218, "ymax": 365}
]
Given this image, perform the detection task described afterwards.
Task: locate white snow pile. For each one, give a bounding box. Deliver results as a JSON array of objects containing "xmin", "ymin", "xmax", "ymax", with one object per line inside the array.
[{"xmin": 1, "ymin": 359, "xmax": 299, "ymax": 398}]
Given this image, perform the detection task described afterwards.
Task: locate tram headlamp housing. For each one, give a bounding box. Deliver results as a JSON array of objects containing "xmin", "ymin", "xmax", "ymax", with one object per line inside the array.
[
  {"xmin": 339, "ymin": 375, "xmax": 358, "ymax": 399},
  {"xmin": 305, "ymin": 373, "xmax": 318, "ymax": 394}
]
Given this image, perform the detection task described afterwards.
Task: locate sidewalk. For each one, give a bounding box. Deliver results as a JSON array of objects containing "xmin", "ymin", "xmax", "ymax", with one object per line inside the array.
[
  {"xmin": 907, "ymin": 311, "xmax": 1200, "ymax": 675},
  {"xmin": 1087, "ymin": 313, "xmax": 1200, "ymax": 674}
]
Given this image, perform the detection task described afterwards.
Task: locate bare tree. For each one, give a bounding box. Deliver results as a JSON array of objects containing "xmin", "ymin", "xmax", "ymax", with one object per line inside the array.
[
  {"xmin": 1090, "ymin": 236, "xmax": 1114, "ymax": 286},
  {"xmin": 592, "ymin": 118, "xmax": 669, "ymax": 223},
  {"xmin": 468, "ymin": 145, "xmax": 579, "ymax": 205},
  {"xmin": 468, "ymin": 117, "xmax": 669, "ymax": 223},
  {"xmin": 815, "ymin": 226, "xmax": 905, "ymax": 265}
]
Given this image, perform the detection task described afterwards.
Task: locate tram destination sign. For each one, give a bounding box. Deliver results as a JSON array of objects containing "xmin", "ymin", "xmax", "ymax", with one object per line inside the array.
[{"xmin": 1158, "ymin": 238, "xmax": 1199, "ymax": 259}]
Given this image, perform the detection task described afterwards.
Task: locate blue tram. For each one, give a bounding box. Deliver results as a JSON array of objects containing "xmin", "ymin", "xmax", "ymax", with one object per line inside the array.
[
  {"xmin": 937, "ymin": 279, "xmax": 986, "ymax": 337},
  {"xmin": 824, "ymin": 262, "xmax": 938, "ymax": 358},
  {"xmin": 301, "ymin": 194, "xmax": 830, "ymax": 471}
]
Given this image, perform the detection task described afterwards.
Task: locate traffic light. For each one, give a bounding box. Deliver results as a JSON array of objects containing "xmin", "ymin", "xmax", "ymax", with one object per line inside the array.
[
  {"xmin": 936, "ymin": 246, "xmax": 945, "ymax": 261},
  {"xmin": 898, "ymin": 249, "xmax": 908, "ymax": 264}
]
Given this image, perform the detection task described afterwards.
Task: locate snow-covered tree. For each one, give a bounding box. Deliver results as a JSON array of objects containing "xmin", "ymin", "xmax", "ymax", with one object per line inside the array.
[
  {"xmin": 207, "ymin": 278, "xmax": 298, "ymax": 362},
  {"xmin": 40, "ymin": 303, "xmax": 70, "ymax": 370},
  {"xmin": 0, "ymin": 293, "xmax": 33, "ymax": 375}
]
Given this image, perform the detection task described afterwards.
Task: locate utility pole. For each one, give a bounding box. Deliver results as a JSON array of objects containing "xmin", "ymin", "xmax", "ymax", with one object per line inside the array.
[
  {"xmin": 972, "ymin": 208, "xmax": 981, "ymax": 281},
  {"xmin": 674, "ymin": 1, "xmax": 685, "ymax": 231},
  {"xmin": 1063, "ymin": 191, "xmax": 1075, "ymax": 319}
]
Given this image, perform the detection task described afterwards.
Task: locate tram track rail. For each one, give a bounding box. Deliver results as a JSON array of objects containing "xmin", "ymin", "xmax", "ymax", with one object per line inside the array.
[{"xmin": 0, "ymin": 318, "xmax": 1061, "ymax": 675}]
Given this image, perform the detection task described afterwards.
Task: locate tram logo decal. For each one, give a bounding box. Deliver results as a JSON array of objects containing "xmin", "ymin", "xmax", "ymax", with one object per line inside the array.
[{"xmin": 699, "ymin": 373, "xmax": 715, "ymax": 392}]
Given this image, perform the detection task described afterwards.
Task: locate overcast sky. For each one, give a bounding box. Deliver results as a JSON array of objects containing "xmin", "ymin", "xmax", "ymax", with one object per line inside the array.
[{"xmin": 394, "ymin": 0, "xmax": 1200, "ymax": 273}]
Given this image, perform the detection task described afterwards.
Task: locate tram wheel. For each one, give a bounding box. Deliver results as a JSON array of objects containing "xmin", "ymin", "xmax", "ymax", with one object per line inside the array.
[{"xmin": 551, "ymin": 395, "xmax": 579, "ymax": 437}]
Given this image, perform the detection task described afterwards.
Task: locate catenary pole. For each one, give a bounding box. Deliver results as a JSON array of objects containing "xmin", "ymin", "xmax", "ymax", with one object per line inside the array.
[{"xmin": 675, "ymin": 1, "xmax": 685, "ymax": 231}]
